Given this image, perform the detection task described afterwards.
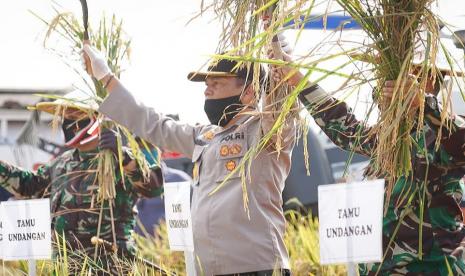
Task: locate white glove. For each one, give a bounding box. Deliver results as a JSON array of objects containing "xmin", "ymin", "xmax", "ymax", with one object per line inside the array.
[{"xmin": 82, "ymin": 44, "xmax": 112, "ymax": 80}]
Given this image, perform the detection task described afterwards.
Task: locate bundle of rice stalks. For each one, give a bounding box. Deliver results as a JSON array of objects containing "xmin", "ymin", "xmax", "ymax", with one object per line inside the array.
[
  {"xmin": 202, "ymin": 0, "xmax": 322, "ymax": 96},
  {"xmin": 335, "ymin": 0, "xmax": 441, "ymax": 206},
  {"xmin": 205, "ymin": 0, "xmax": 314, "ymax": 51},
  {"xmin": 34, "ymin": 7, "xmax": 139, "ymax": 195},
  {"xmin": 200, "ymin": 1, "xmax": 315, "ymax": 213},
  {"xmin": 201, "ymin": 0, "xmax": 370, "ymax": 218},
  {"xmin": 33, "ymin": 6, "xmax": 150, "ymax": 257}
]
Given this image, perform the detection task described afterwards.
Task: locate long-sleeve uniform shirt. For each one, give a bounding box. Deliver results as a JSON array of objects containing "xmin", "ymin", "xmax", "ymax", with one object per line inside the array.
[
  {"xmin": 0, "ymin": 148, "xmax": 163, "ymax": 258},
  {"xmin": 299, "ymin": 85, "xmax": 465, "ymax": 275},
  {"xmin": 98, "ymin": 83, "xmax": 296, "ymax": 275}
]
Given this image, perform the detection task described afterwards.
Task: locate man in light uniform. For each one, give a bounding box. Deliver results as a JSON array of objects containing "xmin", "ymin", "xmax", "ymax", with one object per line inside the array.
[{"xmin": 83, "ymin": 41, "xmax": 298, "ymax": 275}]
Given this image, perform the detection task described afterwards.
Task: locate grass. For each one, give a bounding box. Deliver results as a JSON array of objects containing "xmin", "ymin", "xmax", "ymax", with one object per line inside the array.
[{"xmin": 0, "ymin": 212, "xmax": 346, "ymax": 275}]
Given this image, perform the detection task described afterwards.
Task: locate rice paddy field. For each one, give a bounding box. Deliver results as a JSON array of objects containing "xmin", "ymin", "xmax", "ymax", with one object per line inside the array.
[{"xmin": 0, "ymin": 212, "xmax": 346, "ymax": 275}]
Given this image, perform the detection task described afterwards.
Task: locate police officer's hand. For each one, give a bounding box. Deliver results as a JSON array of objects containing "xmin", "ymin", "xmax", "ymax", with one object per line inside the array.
[
  {"xmin": 269, "ymin": 50, "xmax": 305, "ymax": 87},
  {"xmin": 268, "ymin": 32, "xmax": 307, "ymax": 87},
  {"xmin": 82, "ymin": 44, "xmax": 112, "ymax": 80}
]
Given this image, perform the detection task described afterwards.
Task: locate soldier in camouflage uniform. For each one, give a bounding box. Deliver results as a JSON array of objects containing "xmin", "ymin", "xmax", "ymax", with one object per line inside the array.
[
  {"xmin": 300, "ymin": 84, "xmax": 465, "ymax": 275},
  {"xmin": 0, "ymin": 91, "xmax": 164, "ymax": 273},
  {"xmin": 281, "ymin": 59, "xmax": 465, "ymax": 275}
]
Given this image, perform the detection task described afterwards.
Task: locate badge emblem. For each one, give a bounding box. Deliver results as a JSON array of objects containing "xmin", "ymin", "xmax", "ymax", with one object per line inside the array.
[
  {"xmin": 229, "ymin": 144, "xmax": 242, "ymax": 155},
  {"xmin": 203, "ymin": 131, "xmax": 215, "ymax": 141},
  {"xmin": 225, "ymin": 160, "xmax": 237, "ymax": 172},
  {"xmin": 220, "ymin": 145, "xmax": 229, "ymax": 157}
]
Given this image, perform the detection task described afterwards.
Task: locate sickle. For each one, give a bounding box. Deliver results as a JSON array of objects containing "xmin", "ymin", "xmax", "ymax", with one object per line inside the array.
[
  {"xmin": 79, "ymin": 0, "xmax": 93, "ymax": 76},
  {"xmin": 79, "ymin": 0, "xmax": 89, "ymax": 40}
]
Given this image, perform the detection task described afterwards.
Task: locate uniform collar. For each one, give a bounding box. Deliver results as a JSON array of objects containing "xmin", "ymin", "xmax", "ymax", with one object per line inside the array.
[{"xmin": 198, "ymin": 111, "xmax": 257, "ymax": 144}]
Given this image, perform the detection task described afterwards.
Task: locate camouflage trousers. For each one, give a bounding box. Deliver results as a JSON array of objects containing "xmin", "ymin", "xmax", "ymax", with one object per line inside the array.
[{"xmin": 358, "ymin": 252, "xmax": 465, "ymax": 275}]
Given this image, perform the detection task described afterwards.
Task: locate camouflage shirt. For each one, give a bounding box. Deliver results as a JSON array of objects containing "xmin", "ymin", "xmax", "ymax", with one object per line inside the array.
[
  {"xmin": 299, "ymin": 85, "xmax": 465, "ymax": 275},
  {"xmin": 0, "ymin": 148, "xmax": 163, "ymax": 257}
]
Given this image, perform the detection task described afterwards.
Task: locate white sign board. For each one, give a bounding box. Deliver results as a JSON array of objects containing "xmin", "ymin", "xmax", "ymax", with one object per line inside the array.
[
  {"xmin": 0, "ymin": 198, "xmax": 52, "ymax": 260},
  {"xmin": 318, "ymin": 179, "xmax": 384, "ymax": 265},
  {"xmin": 164, "ymin": 181, "xmax": 194, "ymax": 251}
]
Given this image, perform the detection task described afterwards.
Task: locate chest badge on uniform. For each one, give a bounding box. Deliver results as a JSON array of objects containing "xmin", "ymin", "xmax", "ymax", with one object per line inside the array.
[
  {"xmin": 203, "ymin": 131, "xmax": 215, "ymax": 141},
  {"xmin": 220, "ymin": 145, "xmax": 230, "ymax": 157},
  {"xmin": 229, "ymin": 144, "xmax": 242, "ymax": 155},
  {"xmin": 219, "ymin": 144, "xmax": 243, "ymax": 157},
  {"xmin": 225, "ymin": 160, "xmax": 237, "ymax": 172}
]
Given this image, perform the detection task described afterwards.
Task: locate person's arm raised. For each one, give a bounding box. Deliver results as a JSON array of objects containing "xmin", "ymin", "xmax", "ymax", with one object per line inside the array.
[{"xmin": 82, "ymin": 44, "xmax": 200, "ymax": 158}]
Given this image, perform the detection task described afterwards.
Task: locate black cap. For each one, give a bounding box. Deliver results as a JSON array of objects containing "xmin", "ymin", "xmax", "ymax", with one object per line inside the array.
[{"xmin": 187, "ymin": 58, "xmax": 266, "ymax": 83}]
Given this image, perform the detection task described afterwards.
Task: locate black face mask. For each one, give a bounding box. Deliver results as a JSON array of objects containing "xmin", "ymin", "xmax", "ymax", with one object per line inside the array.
[
  {"xmin": 61, "ymin": 118, "xmax": 91, "ymax": 143},
  {"xmin": 204, "ymin": 95, "xmax": 243, "ymax": 127}
]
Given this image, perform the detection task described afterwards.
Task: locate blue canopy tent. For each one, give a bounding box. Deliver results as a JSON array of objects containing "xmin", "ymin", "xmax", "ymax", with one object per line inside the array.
[{"xmin": 285, "ymin": 14, "xmax": 360, "ymax": 30}]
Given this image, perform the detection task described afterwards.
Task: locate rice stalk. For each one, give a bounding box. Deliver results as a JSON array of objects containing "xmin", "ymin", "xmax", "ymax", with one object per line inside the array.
[
  {"xmin": 209, "ymin": 52, "xmax": 356, "ymax": 214},
  {"xmin": 2, "ymin": 214, "xmax": 343, "ymax": 275},
  {"xmin": 444, "ymin": 255, "xmax": 454, "ymax": 276},
  {"xmin": 204, "ymin": 0, "xmax": 455, "ymax": 216},
  {"xmin": 335, "ymin": 0, "xmax": 440, "ymax": 207},
  {"xmin": 34, "ymin": 8, "xmax": 137, "ymax": 198},
  {"xmin": 284, "ymin": 210, "xmax": 346, "ymax": 275},
  {"xmin": 33, "ymin": 7, "xmax": 155, "ymax": 264},
  {"xmin": 199, "ymin": 0, "xmax": 321, "ymax": 96},
  {"xmin": 198, "ymin": 0, "xmax": 375, "ymax": 215},
  {"xmin": 93, "ymin": 204, "xmax": 105, "ymax": 261}
]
